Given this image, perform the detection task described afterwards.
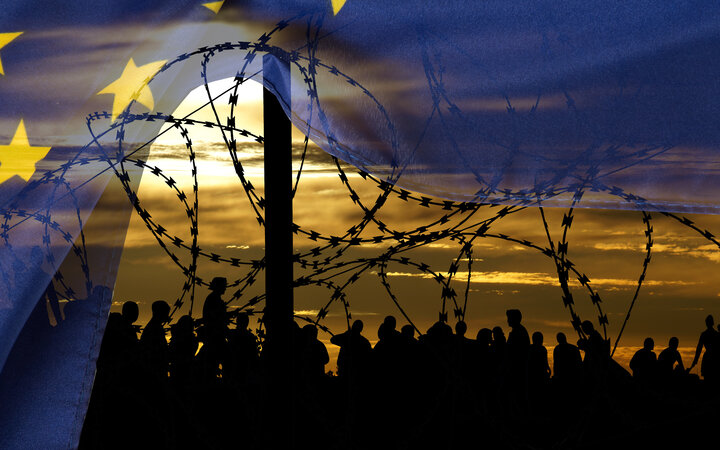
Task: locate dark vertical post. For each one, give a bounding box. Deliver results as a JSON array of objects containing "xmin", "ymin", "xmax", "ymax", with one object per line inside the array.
[{"xmin": 262, "ymin": 53, "xmax": 294, "ymax": 445}]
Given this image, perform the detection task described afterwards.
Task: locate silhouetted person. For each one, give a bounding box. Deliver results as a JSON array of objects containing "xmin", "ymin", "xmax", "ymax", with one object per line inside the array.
[
  {"xmin": 110, "ymin": 301, "xmax": 141, "ymax": 388},
  {"xmin": 423, "ymin": 320, "xmax": 454, "ymax": 344},
  {"xmin": 168, "ymin": 315, "xmax": 198, "ymax": 390},
  {"xmin": 330, "ymin": 320, "xmax": 372, "ymax": 434},
  {"xmin": 120, "ymin": 301, "xmax": 140, "ymax": 346},
  {"xmin": 553, "ymin": 332, "xmax": 582, "ymax": 384},
  {"xmin": 578, "ymin": 320, "xmax": 609, "ymax": 384},
  {"xmin": 630, "ymin": 337, "xmax": 657, "ymax": 383},
  {"xmin": 485, "ymin": 326, "xmax": 508, "ymax": 414},
  {"xmin": 225, "ymin": 313, "xmax": 259, "ymax": 388},
  {"xmin": 450, "ymin": 321, "xmax": 475, "ymax": 415},
  {"xmin": 657, "ymin": 337, "xmax": 684, "ymax": 383},
  {"xmin": 475, "ymin": 328, "xmax": 493, "ymax": 375},
  {"xmin": 528, "ymin": 331, "xmax": 551, "ymax": 383},
  {"xmin": 690, "ymin": 315, "xmax": 719, "ymax": 385},
  {"xmin": 300, "ymin": 324, "xmax": 329, "ymax": 382},
  {"xmin": 203, "ymin": 277, "xmax": 229, "ymax": 331},
  {"xmin": 397, "ymin": 324, "xmax": 421, "ymax": 376},
  {"xmin": 476, "ymin": 328, "xmax": 492, "ymax": 352},
  {"xmin": 490, "ymin": 326, "xmax": 507, "ymax": 380},
  {"xmin": 506, "ymin": 310, "xmax": 529, "ymax": 371},
  {"xmin": 506, "ymin": 309, "xmax": 530, "ymax": 359},
  {"xmin": 398, "ymin": 324, "xmax": 420, "ymax": 372},
  {"xmin": 455, "ymin": 320, "xmax": 468, "ymax": 339},
  {"xmin": 83, "ymin": 312, "xmax": 128, "ymax": 450},
  {"xmin": 400, "ymin": 324, "xmax": 417, "ymax": 343},
  {"xmin": 96, "ymin": 312, "xmax": 125, "ymax": 378},
  {"xmin": 198, "ymin": 277, "xmax": 229, "ymax": 380},
  {"xmin": 121, "ymin": 300, "xmax": 139, "ymax": 327},
  {"xmin": 453, "ymin": 321, "xmax": 474, "ymax": 378},
  {"xmin": 373, "ymin": 315, "xmax": 402, "ymax": 374},
  {"xmin": 82, "ymin": 293, "xmax": 144, "ymax": 450},
  {"xmin": 473, "ymin": 328, "xmax": 493, "ymax": 412},
  {"xmin": 505, "ymin": 309, "xmax": 530, "ymax": 413},
  {"xmin": 420, "ymin": 320, "xmax": 455, "ymax": 382},
  {"xmin": 139, "ymin": 300, "xmax": 170, "ymax": 381},
  {"xmin": 383, "ymin": 315, "xmax": 399, "ymax": 337},
  {"xmin": 331, "ymin": 319, "xmax": 372, "ymax": 380},
  {"xmin": 527, "ymin": 331, "xmax": 550, "ymax": 413}
]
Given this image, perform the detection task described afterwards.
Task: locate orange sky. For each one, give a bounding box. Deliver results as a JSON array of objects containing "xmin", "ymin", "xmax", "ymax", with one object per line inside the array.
[{"xmin": 109, "ymin": 78, "xmax": 720, "ymax": 375}]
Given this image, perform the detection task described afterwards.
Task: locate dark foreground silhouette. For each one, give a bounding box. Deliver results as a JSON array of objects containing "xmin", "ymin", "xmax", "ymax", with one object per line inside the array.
[{"xmin": 80, "ymin": 293, "xmax": 720, "ymax": 449}]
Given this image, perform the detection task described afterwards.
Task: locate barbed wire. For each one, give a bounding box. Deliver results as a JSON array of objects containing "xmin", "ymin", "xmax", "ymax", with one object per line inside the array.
[
  {"xmin": 0, "ymin": 13, "xmax": 718, "ymax": 449},
  {"xmin": 1, "ymin": 13, "xmax": 719, "ymax": 369}
]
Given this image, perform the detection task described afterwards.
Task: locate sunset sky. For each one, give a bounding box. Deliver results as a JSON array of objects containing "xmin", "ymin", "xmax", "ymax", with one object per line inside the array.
[
  {"xmin": 6, "ymin": 4, "xmax": 720, "ymax": 448},
  {"xmin": 107, "ymin": 78, "xmax": 720, "ymax": 373}
]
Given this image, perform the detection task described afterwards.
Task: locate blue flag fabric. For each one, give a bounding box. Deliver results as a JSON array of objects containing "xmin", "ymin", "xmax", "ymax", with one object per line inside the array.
[{"xmin": 1, "ymin": 1, "xmax": 720, "ymax": 447}]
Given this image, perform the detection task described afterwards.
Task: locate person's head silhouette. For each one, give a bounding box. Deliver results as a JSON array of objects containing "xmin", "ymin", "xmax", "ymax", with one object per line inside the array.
[
  {"xmin": 151, "ymin": 300, "xmax": 170, "ymax": 323},
  {"xmin": 209, "ymin": 277, "xmax": 228, "ymax": 294},
  {"xmin": 377, "ymin": 322, "xmax": 388, "ymax": 340},
  {"xmin": 581, "ymin": 320, "xmax": 595, "ymax": 335},
  {"xmin": 303, "ymin": 324, "xmax": 318, "ymax": 340},
  {"xmin": 476, "ymin": 328, "xmax": 492, "ymax": 346},
  {"xmin": 668, "ymin": 336, "xmax": 679, "ymax": 349},
  {"xmin": 532, "ymin": 331, "xmax": 543, "ymax": 346},
  {"xmin": 556, "ymin": 332, "xmax": 567, "ymax": 345},
  {"xmin": 122, "ymin": 301, "xmax": 139, "ymax": 324},
  {"xmin": 492, "ymin": 326, "xmax": 505, "ymax": 342},
  {"xmin": 236, "ymin": 312, "xmax": 249, "ymax": 330},
  {"xmin": 455, "ymin": 321, "xmax": 467, "ymax": 337},
  {"xmin": 351, "ymin": 319, "xmax": 364, "ymax": 334},
  {"xmin": 400, "ymin": 324, "xmax": 415, "ymax": 339},
  {"xmin": 383, "ymin": 315, "xmax": 397, "ymax": 332},
  {"xmin": 706, "ymin": 314, "xmax": 715, "ymax": 329},
  {"xmin": 106, "ymin": 312, "xmax": 123, "ymax": 333},
  {"xmin": 643, "ymin": 337, "xmax": 654, "ymax": 351},
  {"xmin": 173, "ymin": 315, "xmax": 194, "ymax": 335},
  {"xmin": 506, "ymin": 309, "xmax": 522, "ymax": 328}
]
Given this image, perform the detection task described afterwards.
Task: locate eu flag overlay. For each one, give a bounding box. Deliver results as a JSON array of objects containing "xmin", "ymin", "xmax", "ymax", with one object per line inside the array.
[{"xmin": 1, "ymin": 1, "xmax": 720, "ymax": 447}]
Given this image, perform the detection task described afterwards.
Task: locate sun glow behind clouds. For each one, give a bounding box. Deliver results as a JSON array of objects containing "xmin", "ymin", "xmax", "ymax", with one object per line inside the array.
[
  {"xmin": 111, "ymin": 72, "xmax": 720, "ymax": 380},
  {"xmin": 146, "ymin": 77, "xmax": 265, "ymax": 179},
  {"xmin": 148, "ymin": 77, "xmax": 344, "ymax": 179}
]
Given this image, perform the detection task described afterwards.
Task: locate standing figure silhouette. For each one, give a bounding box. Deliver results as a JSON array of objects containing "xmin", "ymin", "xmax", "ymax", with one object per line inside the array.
[
  {"xmin": 198, "ymin": 277, "xmax": 229, "ymax": 381},
  {"xmin": 629, "ymin": 337, "xmax": 657, "ymax": 383},
  {"xmin": 689, "ymin": 315, "xmax": 719, "ymax": 385}
]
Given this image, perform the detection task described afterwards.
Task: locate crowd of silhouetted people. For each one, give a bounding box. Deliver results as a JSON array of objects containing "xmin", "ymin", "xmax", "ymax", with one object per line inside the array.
[{"xmin": 80, "ymin": 277, "xmax": 720, "ymax": 449}]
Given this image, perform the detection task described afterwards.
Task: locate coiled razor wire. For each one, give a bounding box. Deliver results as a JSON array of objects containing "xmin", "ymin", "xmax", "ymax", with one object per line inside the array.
[
  {"xmin": 2, "ymin": 12, "xmax": 719, "ymax": 351},
  {"xmin": 1, "ymin": 12, "xmax": 719, "ymax": 405},
  {"xmin": 0, "ymin": 13, "xmax": 718, "ymax": 447}
]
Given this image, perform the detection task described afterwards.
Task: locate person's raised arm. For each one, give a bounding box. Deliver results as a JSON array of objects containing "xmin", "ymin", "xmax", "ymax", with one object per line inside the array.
[{"xmin": 330, "ymin": 331, "xmax": 347, "ymax": 347}]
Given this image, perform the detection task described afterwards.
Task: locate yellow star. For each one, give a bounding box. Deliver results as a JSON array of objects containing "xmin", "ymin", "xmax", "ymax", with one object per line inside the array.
[
  {"xmin": 97, "ymin": 58, "xmax": 167, "ymax": 122},
  {"xmin": 0, "ymin": 120, "xmax": 51, "ymax": 185},
  {"xmin": 331, "ymin": 0, "xmax": 347, "ymax": 15},
  {"xmin": 0, "ymin": 32, "xmax": 23, "ymax": 76},
  {"xmin": 202, "ymin": 0, "xmax": 225, "ymax": 14}
]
